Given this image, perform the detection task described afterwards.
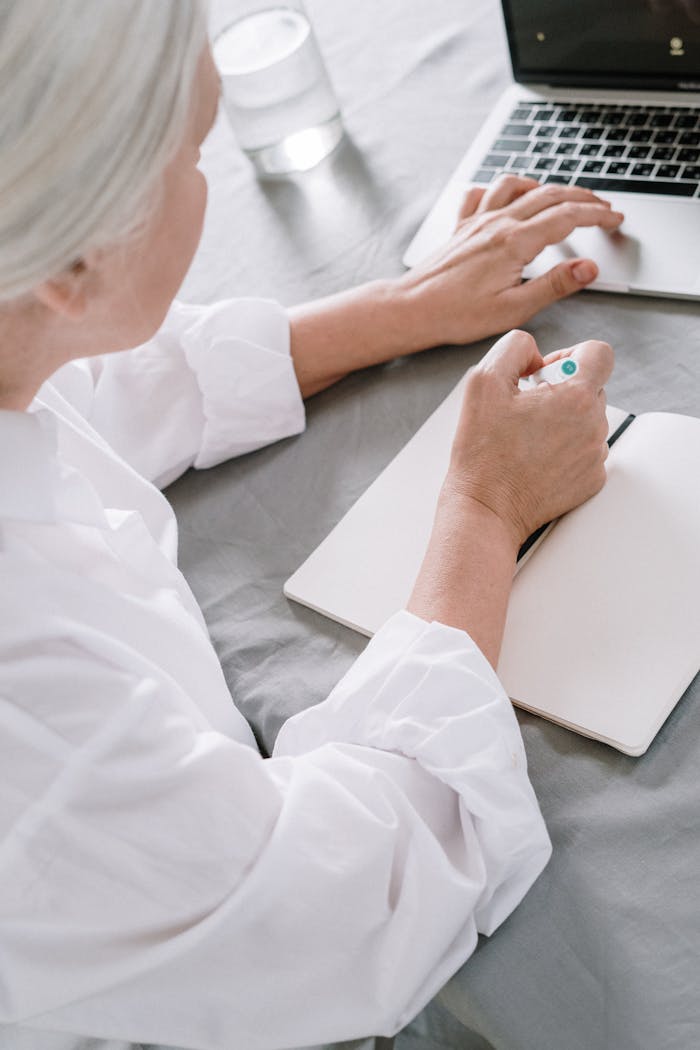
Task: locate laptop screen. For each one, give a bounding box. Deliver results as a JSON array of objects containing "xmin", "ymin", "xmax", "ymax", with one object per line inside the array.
[{"xmin": 502, "ymin": 0, "xmax": 700, "ymax": 90}]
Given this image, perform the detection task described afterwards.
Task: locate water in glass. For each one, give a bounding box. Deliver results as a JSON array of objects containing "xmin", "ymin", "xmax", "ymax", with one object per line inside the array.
[{"xmin": 214, "ymin": 7, "xmax": 343, "ymax": 175}]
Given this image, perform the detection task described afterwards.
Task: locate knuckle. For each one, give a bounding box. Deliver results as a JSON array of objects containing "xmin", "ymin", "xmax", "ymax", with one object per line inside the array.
[
  {"xmin": 540, "ymin": 184, "xmax": 564, "ymax": 209},
  {"xmin": 466, "ymin": 363, "xmax": 490, "ymax": 392},
  {"xmin": 569, "ymin": 379, "xmax": 590, "ymax": 406},
  {"xmin": 548, "ymin": 267, "xmax": 569, "ymax": 299},
  {"xmin": 484, "ymin": 224, "xmax": 508, "ymax": 249},
  {"xmin": 584, "ymin": 337, "xmax": 613, "ymax": 360},
  {"xmin": 500, "ymin": 328, "xmax": 539, "ymax": 363},
  {"xmin": 495, "ymin": 173, "xmax": 521, "ymax": 191},
  {"xmin": 510, "ymin": 327, "xmax": 536, "ymax": 346},
  {"xmin": 557, "ymin": 201, "xmax": 579, "ymax": 224},
  {"xmin": 567, "ymin": 381, "xmax": 598, "ymax": 416},
  {"xmin": 488, "ymin": 217, "xmax": 518, "ymax": 248},
  {"xmin": 599, "ymin": 340, "xmax": 615, "ymax": 369}
]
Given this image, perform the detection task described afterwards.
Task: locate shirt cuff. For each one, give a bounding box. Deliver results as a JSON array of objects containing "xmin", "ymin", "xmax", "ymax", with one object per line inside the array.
[
  {"xmin": 275, "ymin": 610, "xmax": 552, "ymax": 934},
  {"xmin": 171, "ymin": 298, "xmax": 306, "ymax": 469}
]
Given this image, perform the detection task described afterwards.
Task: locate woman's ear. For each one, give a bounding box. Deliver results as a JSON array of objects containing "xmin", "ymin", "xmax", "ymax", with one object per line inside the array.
[{"xmin": 33, "ymin": 260, "xmax": 91, "ymax": 321}]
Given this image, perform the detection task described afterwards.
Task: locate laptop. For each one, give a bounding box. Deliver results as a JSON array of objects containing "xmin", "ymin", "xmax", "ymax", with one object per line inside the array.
[{"xmin": 403, "ymin": 0, "xmax": 700, "ymax": 299}]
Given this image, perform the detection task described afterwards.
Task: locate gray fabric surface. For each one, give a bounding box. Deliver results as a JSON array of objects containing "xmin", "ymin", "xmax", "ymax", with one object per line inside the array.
[{"xmin": 31, "ymin": 1, "xmax": 698, "ymax": 1048}]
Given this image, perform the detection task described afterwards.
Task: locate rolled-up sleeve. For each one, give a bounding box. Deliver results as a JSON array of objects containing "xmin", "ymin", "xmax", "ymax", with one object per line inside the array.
[
  {"xmin": 275, "ymin": 610, "xmax": 552, "ymax": 938},
  {"xmin": 49, "ymin": 298, "xmax": 306, "ymax": 488},
  {"xmin": 5, "ymin": 613, "xmax": 550, "ymax": 1050}
]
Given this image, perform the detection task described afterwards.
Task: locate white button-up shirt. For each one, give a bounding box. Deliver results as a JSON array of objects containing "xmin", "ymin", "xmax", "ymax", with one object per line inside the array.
[{"xmin": 0, "ymin": 298, "xmax": 551, "ymax": 1050}]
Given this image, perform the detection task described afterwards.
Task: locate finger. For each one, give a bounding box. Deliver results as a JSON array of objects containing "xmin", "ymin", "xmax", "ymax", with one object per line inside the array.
[
  {"xmin": 541, "ymin": 345, "xmax": 608, "ymax": 370},
  {"xmin": 477, "ymin": 329, "xmax": 545, "ymax": 386},
  {"xmin": 504, "ymin": 183, "xmax": 613, "ymax": 222},
  {"xmin": 506, "ymin": 256, "xmax": 599, "ymax": 317},
  {"xmin": 457, "ymin": 186, "xmax": 487, "ymax": 223},
  {"xmin": 514, "ymin": 202, "xmax": 624, "ymax": 264},
  {"xmin": 475, "ymin": 173, "xmax": 540, "ymax": 212},
  {"xmin": 540, "ymin": 346, "xmax": 575, "ymax": 366},
  {"xmin": 566, "ymin": 339, "xmax": 615, "ymax": 391},
  {"xmin": 598, "ymin": 387, "xmax": 608, "ymax": 420}
]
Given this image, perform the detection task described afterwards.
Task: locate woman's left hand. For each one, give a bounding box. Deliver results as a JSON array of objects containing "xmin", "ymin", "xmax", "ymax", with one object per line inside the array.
[
  {"xmin": 395, "ymin": 175, "xmax": 624, "ymax": 349},
  {"xmin": 289, "ymin": 176, "xmax": 623, "ymax": 397}
]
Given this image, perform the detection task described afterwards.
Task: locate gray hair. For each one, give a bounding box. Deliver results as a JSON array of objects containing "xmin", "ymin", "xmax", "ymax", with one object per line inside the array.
[{"xmin": 0, "ymin": 0, "xmax": 207, "ymax": 302}]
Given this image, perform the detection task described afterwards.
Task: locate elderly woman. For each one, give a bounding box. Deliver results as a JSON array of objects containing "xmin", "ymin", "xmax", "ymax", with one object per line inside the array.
[{"xmin": 0, "ymin": 2, "xmax": 620, "ymax": 1049}]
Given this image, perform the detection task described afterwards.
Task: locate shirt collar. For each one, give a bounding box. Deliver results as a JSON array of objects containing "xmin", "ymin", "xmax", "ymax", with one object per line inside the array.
[{"xmin": 0, "ymin": 408, "xmax": 57, "ymax": 523}]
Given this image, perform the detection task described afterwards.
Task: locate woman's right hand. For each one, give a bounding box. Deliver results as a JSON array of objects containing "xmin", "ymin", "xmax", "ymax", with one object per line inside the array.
[
  {"xmin": 444, "ymin": 329, "xmax": 614, "ymax": 549},
  {"xmin": 408, "ymin": 328, "xmax": 613, "ymax": 665}
]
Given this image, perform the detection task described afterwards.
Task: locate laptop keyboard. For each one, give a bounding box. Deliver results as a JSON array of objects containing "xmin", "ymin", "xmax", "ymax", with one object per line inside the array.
[{"xmin": 475, "ymin": 100, "xmax": 700, "ymax": 197}]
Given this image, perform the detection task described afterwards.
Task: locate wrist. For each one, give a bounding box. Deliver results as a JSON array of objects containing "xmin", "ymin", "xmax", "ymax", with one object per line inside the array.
[
  {"xmin": 393, "ymin": 259, "xmax": 488, "ymax": 349},
  {"xmin": 388, "ymin": 271, "xmax": 449, "ymax": 352},
  {"xmin": 289, "ymin": 277, "xmax": 431, "ymax": 397},
  {"xmin": 407, "ymin": 477, "xmax": 520, "ymax": 666},
  {"xmin": 438, "ymin": 476, "xmax": 522, "ymax": 562},
  {"xmin": 354, "ymin": 276, "xmax": 435, "ymax": 359}
]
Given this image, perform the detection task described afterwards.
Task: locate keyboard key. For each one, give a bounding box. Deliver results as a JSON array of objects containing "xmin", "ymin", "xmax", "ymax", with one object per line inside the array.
[
  {"xmin": 487, "ymin": 103, "xmax": 700, "ymax": 205},
  {"xmin": 502, "ymin": 123, "xmax": 532, "ymax": 137},
  {"xmin": 494, "ymin": 138, "xmax": 528, "ymax": 153},
  {"xmin": 629, "ymin": 129, "xmax": 659, "ymax": 144},
  {"xmin": 582, "ymin": 126, "xmax": 606, "ymax": 139},
  {"xmin": 484, "ymin": 153, "xmax": 510, "ymax": 167},
  {"xmin": 606, "ymin": 161, "xmax": 630, "ymax": 175},
  {"xmin": 576, "ymin": 175, "xmax": 696, "ymax": 195},
  {"xmin": 674, "ymin": 113, "xmax": 698, "ymax": 128}
]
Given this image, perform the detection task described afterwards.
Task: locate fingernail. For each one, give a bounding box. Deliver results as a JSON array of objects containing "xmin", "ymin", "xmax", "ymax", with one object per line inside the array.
[{"xmin": 572, "ymin": 260, "xmax": 597, "ymax": 284}]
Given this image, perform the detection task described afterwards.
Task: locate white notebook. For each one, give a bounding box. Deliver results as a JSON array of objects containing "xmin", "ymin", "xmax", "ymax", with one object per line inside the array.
[{"xmin": 285, "ymin": 376, "xmax": 700, "ymax": 756}]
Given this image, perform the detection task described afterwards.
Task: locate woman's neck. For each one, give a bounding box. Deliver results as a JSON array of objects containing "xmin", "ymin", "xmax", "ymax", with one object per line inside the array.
[{"xmin": 0, "ymin": 307, "xmax": 72, "ymax": 411}]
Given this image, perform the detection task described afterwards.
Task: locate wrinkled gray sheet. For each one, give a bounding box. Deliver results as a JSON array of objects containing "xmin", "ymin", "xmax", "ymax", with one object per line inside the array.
[{"xmin": 170, "ymin": 1, "xmax": 700, "ymax": 1049}]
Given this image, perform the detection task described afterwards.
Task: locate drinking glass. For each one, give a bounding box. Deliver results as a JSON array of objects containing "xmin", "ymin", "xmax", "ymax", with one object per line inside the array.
[{"xmin": 212, "ymin": 1, "xmax": 344, "ymax": 176}]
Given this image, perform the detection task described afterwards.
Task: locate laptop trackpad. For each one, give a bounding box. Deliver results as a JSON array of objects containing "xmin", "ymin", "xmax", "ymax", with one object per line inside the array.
[{"xmin": 524, "ymin": 194, "xmax": 700, "ymax": 297}]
